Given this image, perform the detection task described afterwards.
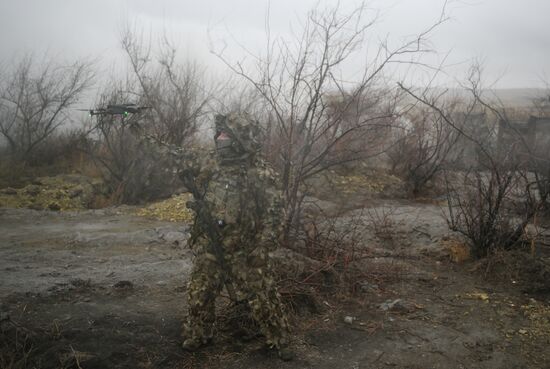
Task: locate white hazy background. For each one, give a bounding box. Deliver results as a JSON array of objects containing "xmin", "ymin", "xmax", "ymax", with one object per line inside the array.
[{"xmin": 1, "ymin": 0, "xmax": 549, "ymax": 89}]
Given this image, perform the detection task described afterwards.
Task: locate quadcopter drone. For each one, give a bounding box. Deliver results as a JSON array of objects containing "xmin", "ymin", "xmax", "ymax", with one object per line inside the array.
[{"xmin": 78, "ymin": 103, "xmax": 151, "ymax": 117}]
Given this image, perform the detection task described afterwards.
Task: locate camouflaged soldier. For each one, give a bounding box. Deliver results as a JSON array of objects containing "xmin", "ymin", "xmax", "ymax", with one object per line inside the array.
[{"xmin": 181, "ymin": 113, "xmax": 293, "ymax": 360}]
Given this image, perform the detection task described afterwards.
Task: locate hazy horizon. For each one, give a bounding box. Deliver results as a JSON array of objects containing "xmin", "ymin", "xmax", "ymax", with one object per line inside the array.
[{"xmin": 1, "ymin": 0, "xmax": 549, "ymax": 90}]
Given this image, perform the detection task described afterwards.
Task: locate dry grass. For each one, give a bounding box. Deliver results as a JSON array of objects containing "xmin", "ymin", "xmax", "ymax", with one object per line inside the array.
[
  {"xmin": 274, "ymin": 208, "xmax": 406, "ymax": 317},
  {"xmin": 0, "ymin": 175, "xmax": 101, "ymax": 211},
  {"xmin": 521, "ymin": 299, "xmax": 550, "ymax": 340},
  {"xmin": 473, "ymin": 248, "xmax": 550, "ymax": 294},
  {"xmin": 326, "ymin": 169, "xmax": 400, "ymax": 194},
  {"xmin": 305, "ymin": 167, "xmax": 402, "ymax": 202},
  {"xmin": 442, "ymin": 238, "xmax": 471, "ymax": 263}
]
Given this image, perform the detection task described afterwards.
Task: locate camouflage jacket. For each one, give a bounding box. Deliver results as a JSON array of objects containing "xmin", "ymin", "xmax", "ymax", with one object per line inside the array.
[
  {"xmin": 142, "ymin": 136, "xmax": 283, "ymax": 251},
  {"xmin": 189, "ymin": 154, "xmax": 284, "ymax": 251}
]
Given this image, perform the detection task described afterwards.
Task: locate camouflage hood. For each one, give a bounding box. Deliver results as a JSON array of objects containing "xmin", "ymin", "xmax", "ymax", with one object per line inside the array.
[{"xmin": 214, "ymin": 113, "xmax": 262, "ymax": 160}]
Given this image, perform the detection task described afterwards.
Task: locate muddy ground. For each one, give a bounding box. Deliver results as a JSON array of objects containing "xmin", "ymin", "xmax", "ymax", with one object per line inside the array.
[{"xmin": 1, "ymin": 201, "xmax": 549, "ymax": 369}]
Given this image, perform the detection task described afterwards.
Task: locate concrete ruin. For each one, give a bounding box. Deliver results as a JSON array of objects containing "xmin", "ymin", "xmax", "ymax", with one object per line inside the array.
[{"xmin": 497, "ymin": 115, "xmax": 550, "ymax": 164}]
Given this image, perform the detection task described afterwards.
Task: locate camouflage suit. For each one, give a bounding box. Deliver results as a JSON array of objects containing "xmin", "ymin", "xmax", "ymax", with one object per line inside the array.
[{"xmin": 180, "ymin": 114, "xmax": 290, "ymax": 354}]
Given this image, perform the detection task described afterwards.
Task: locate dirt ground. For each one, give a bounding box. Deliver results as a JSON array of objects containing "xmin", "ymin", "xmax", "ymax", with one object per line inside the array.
[{"xmin": 1, "ymin": 200, "xmax": 550, "ymax": 369}]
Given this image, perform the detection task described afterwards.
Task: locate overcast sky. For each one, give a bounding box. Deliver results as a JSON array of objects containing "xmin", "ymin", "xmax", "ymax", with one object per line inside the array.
[{"xmin": 1, "ymin": 0, "xmax": 549, "ymax": 89}]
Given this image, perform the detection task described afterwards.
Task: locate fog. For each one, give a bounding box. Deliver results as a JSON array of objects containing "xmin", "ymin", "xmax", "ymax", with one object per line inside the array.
[{"xmin": 1, "ymin": 0, "xmax": 549, "ymax": 88}]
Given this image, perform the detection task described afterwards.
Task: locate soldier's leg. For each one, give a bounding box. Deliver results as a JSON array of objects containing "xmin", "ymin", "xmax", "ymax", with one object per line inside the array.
[
  {"xmin": 229, "ymin": 246, "xmax": 291, "ymax": 353},
  {"xmin": 182, "ymin": 251, "xmax": 223, "ymax": 349}
]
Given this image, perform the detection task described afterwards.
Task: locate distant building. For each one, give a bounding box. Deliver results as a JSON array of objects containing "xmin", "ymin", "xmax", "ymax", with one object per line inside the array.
[
  {"xmin": 443, "ymin": 111, "xmax": 497, "ymax": 169},
  {"xmin": 497, "ymin": 115, "xmax": 550, "ymax": 165},
  {"xmin": 452, "ymin": 112, "xmax": 492, "ymax": 168}
]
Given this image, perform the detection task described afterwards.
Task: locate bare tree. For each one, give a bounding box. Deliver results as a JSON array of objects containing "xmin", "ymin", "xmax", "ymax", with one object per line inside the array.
[
  {"xmin": 213, "ymin": 2, "xmax": 445, "ymax": 242},
  {"xmin": 120, "ymin": 25, "xmax": 212, "ymax": 146},
  {"xmin": 0, "ymin": 55, "xmax": 94, "ymax": 163}
]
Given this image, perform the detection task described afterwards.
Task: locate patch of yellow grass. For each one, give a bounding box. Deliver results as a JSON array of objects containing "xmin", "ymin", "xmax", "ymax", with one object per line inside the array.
[
  {"xmin": 0, "ymin": 175, "xmax": 97, "ymax": 211},
  {"xmin": 135, "ymin": 193, "xmax": 194, "ymax": 223},
  {"xmin": 327, "ymin": 170, "xmax": 401, "ymax": 194},
  {"xmin": 463, "ymin": 292, "xmax": 489, "ymax": 302},
  {"xmin": 521, "ymin": 300, "xmax": 550, "ymax": 340}
]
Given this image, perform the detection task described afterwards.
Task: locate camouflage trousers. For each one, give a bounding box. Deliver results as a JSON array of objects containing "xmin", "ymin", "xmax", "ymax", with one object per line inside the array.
[{"xmin": 182, "ymin": 236, "xmax": 290, "ymax": 349}]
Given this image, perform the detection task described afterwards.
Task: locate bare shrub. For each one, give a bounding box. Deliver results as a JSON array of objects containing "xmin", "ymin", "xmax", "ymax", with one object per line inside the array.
[
  {"xmin": 366, "ymin": 207, "xmax": 397, "ymax": 243},
  {"xmin": 273, "ymin": 207, "xmax": 404, "ymax": 304},
  {"xmin": 388, "ymin": 106, "xmax": 460, "ymax": 196},
  {"xmin": 0, "ymin": 128, "xmax": 93, "ymax": 188},
  {"xmin": 27, "ymin": 128, "xmax": 90, "ymax": 169},
  {"xmin": 475, "ymin": 249, "xmax": 550, "ymax": 293},
  {"xmin": 0, "ymin": 158, "xmax": 27, "ymax": 188},
  {"xmin": 444, "ymin": 168, "xmax": 520, "ymax": 258},
  {"xmin": 442, "ymin": 149, "xmax": 546, "ymax": 259}
]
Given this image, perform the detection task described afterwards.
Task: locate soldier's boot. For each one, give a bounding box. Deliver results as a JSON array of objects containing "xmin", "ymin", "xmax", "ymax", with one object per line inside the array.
[
  {"xmin": 181, "ymin": 338, "xmax": 202, "ymax": 352},
  {"xmin": 262, "ymin": 339, "xmax": 295, "ymax": 361},
  {"xmin": 277, "ymin": 345, "xmax": 295, "ymax": 361},
  {"xmin": 181, "ymin": 317, "xmax": 215, "ymax": 352},
  {"xmin": 244, "ymin": 278, "xmax": 293, "ymax": 360},
  {"xmin": 181, "ymin": 336, "xmax": 213, "ymax": 352},
  {"xmin": 181, "ymin": 302, "xmax": 216, "ymax": 352},
  {"xmin": 265, "ymin": 331, "xmax": 294, "ymax": 361}
]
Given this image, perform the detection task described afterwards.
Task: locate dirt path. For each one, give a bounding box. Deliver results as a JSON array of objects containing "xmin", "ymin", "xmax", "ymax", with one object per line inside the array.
[
  {"xmin": 1, "ymin": 204, "xmax": 549, "ymax": 368},
  {"xmin": 0, "ymin": 207, "xmax": 192, "ymax": 296}
]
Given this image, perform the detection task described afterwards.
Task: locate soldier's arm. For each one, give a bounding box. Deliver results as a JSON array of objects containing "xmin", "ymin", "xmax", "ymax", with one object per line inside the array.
[{"xmin": 139, "ymin": 134, "xmax": 212, "ymax": 182}]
